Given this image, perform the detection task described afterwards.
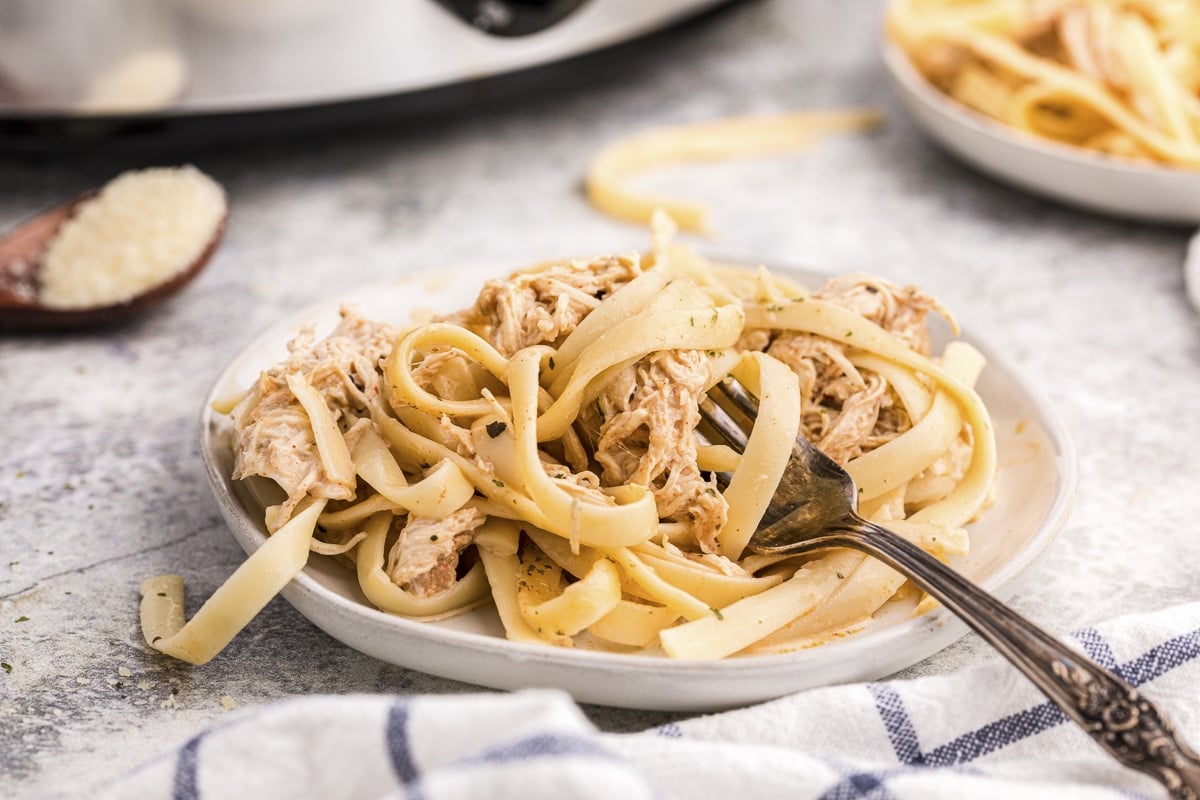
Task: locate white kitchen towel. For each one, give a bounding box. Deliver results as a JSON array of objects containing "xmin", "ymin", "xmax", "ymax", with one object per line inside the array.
[{"xmin": 100, "ymin": 601, "xmax": 1200, "ymax": 800}]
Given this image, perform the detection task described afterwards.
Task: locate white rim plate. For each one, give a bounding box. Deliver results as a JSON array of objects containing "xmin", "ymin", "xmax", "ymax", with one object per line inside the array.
[
  {"xmin": 882, "ymin": 38, "xmax": 1200, "ymax": 224},
  {"xmin": 200, "ymin": 263, "xmax": 1078, "ymax": 711}
]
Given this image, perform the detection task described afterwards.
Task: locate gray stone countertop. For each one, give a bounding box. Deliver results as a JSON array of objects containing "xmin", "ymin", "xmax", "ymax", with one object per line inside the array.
[{"xmin": 2, "ymin": 2, "xmax": 1199, "ymax": 797}]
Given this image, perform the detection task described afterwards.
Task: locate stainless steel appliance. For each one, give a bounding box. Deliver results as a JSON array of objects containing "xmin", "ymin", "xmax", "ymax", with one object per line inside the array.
[{"xmin": 0, "ymin": 0, "xmax": 736, "ymax": 151}]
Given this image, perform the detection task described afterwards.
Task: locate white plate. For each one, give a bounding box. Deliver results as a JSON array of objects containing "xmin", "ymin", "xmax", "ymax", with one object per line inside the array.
[
  {"xmin": 882, "ymin": 40, "xmax": 1200, "ymax": 224},
  {"xmin": 200, "ymin": 264, "xmax": 1077, "ymax": 711}
]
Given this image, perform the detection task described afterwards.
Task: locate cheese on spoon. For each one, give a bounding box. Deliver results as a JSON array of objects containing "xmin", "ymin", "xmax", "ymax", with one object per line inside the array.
[{"xmin": 38, "ymin": 166, "xmax": 226, "ymax": 309}]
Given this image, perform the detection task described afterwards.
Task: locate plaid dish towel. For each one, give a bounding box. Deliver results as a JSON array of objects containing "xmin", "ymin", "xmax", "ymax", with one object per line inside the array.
[{"xmin": 101, "ymin": 602, "xmax": 1200, "ymax": 800}]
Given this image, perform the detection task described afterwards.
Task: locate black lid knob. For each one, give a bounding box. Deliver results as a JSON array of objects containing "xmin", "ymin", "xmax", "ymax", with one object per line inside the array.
[{"xmin": 432, "ymin": 0, "xmax": 589, "ymax": 37}]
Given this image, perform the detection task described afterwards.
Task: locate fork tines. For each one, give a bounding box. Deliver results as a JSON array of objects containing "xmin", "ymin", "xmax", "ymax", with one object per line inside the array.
[{"xmin": 698, "ymin": 376, "xmax": 760, "ymax": 455}]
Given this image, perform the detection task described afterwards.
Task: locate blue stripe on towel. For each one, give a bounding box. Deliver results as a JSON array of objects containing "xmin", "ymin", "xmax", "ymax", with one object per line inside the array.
[
  {"xmin": 1074, "ymin": 628, "xmax": 1121, "ymax": 674},
  {"xmin": 868, "ymin": 684, "xmax": 925, "ymax": 765},
  {"xmin": 827, "ymin": 771, "xmax": 892, "ymax": 800},
  {"xmin": 1120, "ymin": 628, "xmax": 1200, "ymax": 686},
  {"xmin": 171, "ymin": 733, "xmax": 203, "ymax": 800},
  {"xmin": 386, "ymin": 700, "xmax": 419, "ymax": 785},
  {"xmin": 923, "ymin": 701, "xmax": 1068, "ymax": 766},
  {"xmin": 816, "ymin": 761, "xmax": 909, "ymax": 800},
  {"xmin": 462, "ymin": 732, "xmax": 616, "ymax": 766},
  {"xmin": 654, "ymin": 722, "xmax": 684, "ymax": 738},
  {"xmin": 923, "ymin": 625, "xmax": 1200, "ymax": 767},
  {"xmin": 815, "ymin": 625, "xmax": 1200, "ymax": 799}
]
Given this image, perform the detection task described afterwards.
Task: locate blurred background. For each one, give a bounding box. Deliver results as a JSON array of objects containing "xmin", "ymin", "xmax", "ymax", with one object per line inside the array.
[{"xmin": 0, "ymin": 0, "xmax": 735, "ymax": 151}]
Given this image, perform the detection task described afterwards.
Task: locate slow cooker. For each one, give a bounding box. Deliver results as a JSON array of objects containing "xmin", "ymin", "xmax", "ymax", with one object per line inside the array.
[{"xmin": 0, "ymin": 0, "xmax": 738, "ymax": 152}]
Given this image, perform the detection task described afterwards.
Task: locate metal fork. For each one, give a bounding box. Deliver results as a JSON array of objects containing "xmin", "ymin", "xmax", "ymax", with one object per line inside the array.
[{"xmin": 700, "ymin": 376, "xmax": 1200, "ymax": 799}]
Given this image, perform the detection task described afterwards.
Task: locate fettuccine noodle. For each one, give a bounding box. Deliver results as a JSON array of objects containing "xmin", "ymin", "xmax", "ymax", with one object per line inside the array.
[
  {"xmin": 888, "ymin": 0, "xmax": 1200, "ymax": 166},
  {"xmin": 585, "ymin": 110, "xmax": 883, "ymax": 232},
  {"xmin": 140, "ymin": 218, "xmax": 996, "ymax": 663}
]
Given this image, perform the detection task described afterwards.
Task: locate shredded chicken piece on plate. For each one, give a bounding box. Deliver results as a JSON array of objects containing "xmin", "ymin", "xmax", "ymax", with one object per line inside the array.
[
  {"xmin": 589, "ymin": 350, "xmax": 728, "ymax": 553},
  {"xmin": 447, "ymin": 254, "xmax": 641, "ymax": 355},
  {"xmin": 767, "ymin": 274, "xmax": 951, "ymax": 464},
  {"xmin": 231, "ymin": 307, "xmax": 398, "ymax": 524},
  {"xmin": 386, "ymin": 507, "xmax": 485, "ymax": 598},
  {"xmin": 816, "ymin": 272, "xmax": 953, "ymax": 355}
]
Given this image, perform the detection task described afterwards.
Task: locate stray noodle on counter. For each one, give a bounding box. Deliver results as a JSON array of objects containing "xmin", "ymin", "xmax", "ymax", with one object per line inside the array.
[
  {"xmin": 140, "ymin": 217, "xmax": 996, "ymax": 663},
  {"xmin": 888, "ymin": 0, "xmax": 1200, "ymax": 167},
  {"xmin": 585, "ymin": 109, "xmax": 883, "ymax": 232}
]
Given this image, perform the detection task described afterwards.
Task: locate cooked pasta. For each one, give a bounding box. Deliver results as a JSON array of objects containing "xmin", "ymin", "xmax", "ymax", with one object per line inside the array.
[
  {"xmin": 888, "ymin": 0, "xmax": 1200, "ymax": 167},
  {"xmin": 585, "ymin": 109, "xmax": 883, "ymax": 232},
  {"xmin": 140, "ymin": 218, "xmax": 996, "ymax": 663}
]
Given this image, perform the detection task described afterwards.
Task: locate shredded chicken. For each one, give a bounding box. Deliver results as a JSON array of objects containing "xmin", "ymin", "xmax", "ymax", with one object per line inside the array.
[
  {"xmin": 767, "ymin": 274, "xmax": 951, "ymax": 464},
  {"xmin": 811, "ymin": 374, "xmax": 891, "ymax": 464},
  {"xmin": 386, "ymin": 507, "xmax": 485, "ymax": 598},
  {"xmin": 1020, "ymin": 1, "xmax": 1129, "ymax": 88},
  {"xmin": 231, "ymin": 307, "xmax": 398, "ymax": 522},
  {"xmin": 438, "ymin": 413, "xmax": 478, "ymax": 461},
  {"xmin": 589, "ymin": 350, "xmax": 728, "ymax": 553},
  {"xmin": 232, "ymin": 307, "xmax": 495, "ymax": 596},
  {"xmin": 1060, "ymin": 6, "xmax": 1122, "ymax": 85},
  {"xmin": 816, "ymin": 273, "xmax": 953, "ymax": 355},
  {"xmin": 735, "ymin": 328, "xmax": 772, "ymax": 353},
  {"xmin": 411, "ymin": 348, "xmax": 480, "ymax": 401},
  {"xmin": 429, "ymin": 253, "xmax": 655, "ymax": 519},
  {"xmin": 447, "ymin": 254, "xmax": 641, "ymax": 355}
]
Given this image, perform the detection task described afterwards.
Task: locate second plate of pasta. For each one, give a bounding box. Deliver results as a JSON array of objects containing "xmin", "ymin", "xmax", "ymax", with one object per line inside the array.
[
  {"xmin": 884, "ymin": 0, "xmax": 1200, "ymax": 223},
  {"xmin": 194, "ymin": 245, "xmax": 1075, "ymax": 711}
]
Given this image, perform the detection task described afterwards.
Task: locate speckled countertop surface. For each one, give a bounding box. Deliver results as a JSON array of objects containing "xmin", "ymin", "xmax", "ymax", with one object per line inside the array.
[{"xmin": 3, "ymin": 2, "xmax": 1199, "ymax": 797}]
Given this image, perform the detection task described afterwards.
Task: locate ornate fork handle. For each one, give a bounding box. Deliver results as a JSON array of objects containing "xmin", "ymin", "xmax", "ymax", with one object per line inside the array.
[{"xmin": 822, "ymin": 513, "xmax": 1200, "ymax": 799}]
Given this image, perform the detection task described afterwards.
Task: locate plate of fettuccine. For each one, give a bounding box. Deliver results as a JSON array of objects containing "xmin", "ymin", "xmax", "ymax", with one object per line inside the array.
[
  {"xmin": 162, "ymin": 236, "xmax": 1075, "ymax": 711},
  {"xmin": 885, "ymin": 0, "xmax": 1200, "ymax": 222}
]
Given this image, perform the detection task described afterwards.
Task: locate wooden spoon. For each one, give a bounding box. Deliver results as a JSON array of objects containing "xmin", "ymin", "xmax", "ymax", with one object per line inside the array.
[{"xmin": 0, "ymin": 193, "xmax": 226, "ymax": 332}]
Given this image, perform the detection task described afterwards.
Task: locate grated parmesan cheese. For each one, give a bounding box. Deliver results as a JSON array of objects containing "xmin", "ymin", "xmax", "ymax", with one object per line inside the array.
[{"xmin": 38, "ymin": 166, "xmax": 226, "ymax": 309}]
